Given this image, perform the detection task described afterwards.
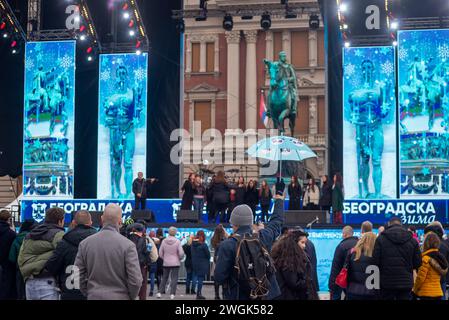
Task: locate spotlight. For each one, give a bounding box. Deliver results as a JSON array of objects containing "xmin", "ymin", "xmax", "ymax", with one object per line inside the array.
[
  {"xmin": 74, "ymin": 15, "xmax": 80, "ymax": 23},
  {"xmin": 79, "ymin": 25, "xmax": 86, "ymax": 32},
  {"xmin": 10, "ymin": 40, "xmax": 17, "ymax": 48},
  {"xmin": 11, "ymin": 48, "xmax": 17, "ymax": 54},
  {"xmin": 79, "ymin": 34, "xmax": 86, "ymax": 41},
  {"xmin": 2, "ymin": 32, "xmax": 8, "ymax": 38},
  {"xmin": 123, "ymin": 12, "xmax": 130, "ymax": 19},
  {"xmin": 136, "ymin": 49, "xmax": 142, "ymax": 55},
  {"xmin": 0, "ymin": 21, "xmax": 6, "ymax": 30},
  {"xmin": 339, "ymin": 3, "xmax": 348, "ymax": 12},
  {"xmin": 344, "ymin": 41, "xmax": 350, "ymax": 48},
  {"xmin": 129, "ymin": 30, "xmax": 135, "ymax": 37},
  {"xmin": 87, "ymin": 55, "xmax": 93, "ymax": 62},
  {"xmin": 260, "ymin": 12, "xmax": 271, "ymax": 31},
  {"xmin": 343, "ymin": 24, "xmax": 348, "ymax": 30},
  {"xmin": 223, "ymin": 14, "xmax": 233, "ymax": 31},
  {"xmin": 128, "ymin": 19, "xmax": 135, "ymax": 28},
  {"xmin": 390, "ymin": 21, "xmax": 399, "ymax": 30},
  {"xmin": 86, "ymin": 46, "xmax": 93, "ymax": 54},
  {"xmin": 393, "ymin": 40, "xmax": 398, "ymax": 46},
  {"xmin": 309, "ymin": 14, "xmax": 320, "ymax": 29}
]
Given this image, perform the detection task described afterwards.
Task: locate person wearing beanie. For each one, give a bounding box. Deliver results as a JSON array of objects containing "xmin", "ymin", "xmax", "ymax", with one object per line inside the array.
[
  {"xmin": 424, "ymin": 221, "xmax": 449, "ymax": 299},
  {"xmin": 214, "ymin": 194, "xmax": 285, "ymax": 300}
]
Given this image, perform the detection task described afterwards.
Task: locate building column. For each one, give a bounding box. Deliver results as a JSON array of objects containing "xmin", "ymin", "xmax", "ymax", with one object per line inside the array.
[
  {"xmin": 309, "ymin": 96, "xmax": 318, "ymax": 136},
  {"xmin": 282, "ymin": 30, "xmax": 291, "ymax": 63},
  {"xmin": 308, "ymin": 30, "xmax": 318, "ymax": 68},
  {"xmin": 185, "ymin": 37, "xmax": 192, "ymax": 74},
  {"xmin": 200, "ymin": 41, "xmax": 207, "ymax": 72},
  {"xmin": 244, "ymin": 30, "xmax": 258, "ymax": 131},
  {"xmin": 225, "ymin": 30, "xmax": 241, "ymax": 130},
  {"xmin": 265, "ymin": 31, "xmax": 273, "ymax": 86},
  {"xmin": 214, "ymin": 36, "xmax": 220, "ymax": 74}
]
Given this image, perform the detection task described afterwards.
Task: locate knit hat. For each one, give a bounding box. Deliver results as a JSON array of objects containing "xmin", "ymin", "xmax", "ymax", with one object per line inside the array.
[{"xmin": 229, "ymin": 205, "xmax": 254, "ymax": 227}]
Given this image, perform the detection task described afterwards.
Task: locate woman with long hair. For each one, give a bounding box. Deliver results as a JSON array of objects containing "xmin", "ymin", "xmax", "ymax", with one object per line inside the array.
[
  {"xmin": 413, "ymin": 232, "xmax": 449, "ymax": 300},
  {"xmin": 346, "ymin": 232, "xmax": 378, "ymax": 300},
  {"xmin": 210, "ymin": 171, "xmax": 230, "ymax": 223},
  {"xmin": 191, "ymin": 230, "xmax": 211, "ymax": 300},
  {"xmin": 235, "ymin": 176, "xmax": 246, "ymax": 206},
  {"xmin": 193, "ymin": 175, "xmax": 206, "ymax": 221},
  {"xmin": 211, "ymin": 224, "xmax": 229, "ymax": 300},
  {"xmin": 271, "ymin": 230, "xmax": 319, "ymax": 300},
  {"xmin": 288, "ymin": 176, "xmax": 302, "ymax": 210},
  {"xmin": 332, "ymin": 173, "xmax": 344, "ymax": 224},
  {"xmin": 304, "ymin": 179, "xmax": 320, "ymax": 210},
  {"xmin": 319, "ymin": 175, "xmax": 332, "ymax": 211},
  {"xmin": 245, "ymin": 180, "xmax": 259, "ymax": 218},
  {"xmin": 259, "ymin": 180, "xmax": 272, "ymax": 223},
  {"xmin": 181, "ymin": 173, "xmax": 195, "ymax": 210}
]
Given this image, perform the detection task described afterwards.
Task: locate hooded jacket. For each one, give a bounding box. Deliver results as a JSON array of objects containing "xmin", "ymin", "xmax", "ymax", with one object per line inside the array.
[
  {"xmin": 328, "ymin": 236, "xmax": 359, "ymax": 292},
  {"xmin": 191, "ymin": 240, "xmax": 211, "ymax": 276},
  {"xmin": 159, "ymin": 235, "xmax": 184, "ymax": 267},
  {"xmin": 372, "ymin": 224, "xmax": 422, "ymax": 290},
  {"xmin": 413, "ymin": 248, "xmax": 448, "ymax": 298},
  {"xmin": 18, "ymin": 223, "xmax": 65, "ymax": 280},
  {"xmin": 45, "ymin": 224, "xmax": 96, "ymax": 300}
]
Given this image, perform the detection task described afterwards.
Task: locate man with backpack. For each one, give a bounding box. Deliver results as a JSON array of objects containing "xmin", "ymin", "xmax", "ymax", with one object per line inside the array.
[
  {"xmin": 214, "ymin": 195, "xmax": 284, "ymax": 300},
  {"xmin": 127, "ymin": 222, "xmax": 158, "ymax": 300}
]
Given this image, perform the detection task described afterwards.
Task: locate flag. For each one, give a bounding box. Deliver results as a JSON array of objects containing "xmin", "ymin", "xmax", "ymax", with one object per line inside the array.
[{"xmin": 260, "ymin": 90, "xmax": 269, "ymax": 128}]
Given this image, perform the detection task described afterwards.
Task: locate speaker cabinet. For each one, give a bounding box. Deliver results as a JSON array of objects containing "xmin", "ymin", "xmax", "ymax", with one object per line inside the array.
[
  {"xmin": 177, "ymin": 210, "xmax": 199, "ymax": 223},
  {"xmin": 284, "ymin": 210, "xmax": 329, "ymax": 225}
]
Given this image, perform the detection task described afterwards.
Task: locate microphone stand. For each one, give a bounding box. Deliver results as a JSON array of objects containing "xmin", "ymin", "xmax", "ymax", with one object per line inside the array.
[{"xmin": 306, "ymin": 216, "xmax": 319, "ymax": 231}]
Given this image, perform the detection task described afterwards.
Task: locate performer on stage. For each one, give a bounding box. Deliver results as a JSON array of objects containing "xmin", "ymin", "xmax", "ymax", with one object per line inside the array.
[{"xmin": 133, "ymin": 172, "xmax": 147, "ymax": 210}]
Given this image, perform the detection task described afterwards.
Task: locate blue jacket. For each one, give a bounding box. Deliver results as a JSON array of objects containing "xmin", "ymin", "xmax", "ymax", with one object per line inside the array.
[
  {"xmin": 214, "ymin": 199, "xmax": 284, "ymax": 300},
  {"xmin": 191, "ymin": 240, "xmax": 210, "ymax": 276}
]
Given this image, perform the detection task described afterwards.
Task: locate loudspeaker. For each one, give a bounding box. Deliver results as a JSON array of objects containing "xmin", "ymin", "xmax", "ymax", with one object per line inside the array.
[
  {"xmin": 177, "ymin": 210, "xmax": 199, "ymax": 223},
  {"xmin": 284, "ymin": 210, "xmax": 329, "ymax": 225},
  {"xmin": 131, "ymin": 210, "xmax": 155, "ymax": 223}
]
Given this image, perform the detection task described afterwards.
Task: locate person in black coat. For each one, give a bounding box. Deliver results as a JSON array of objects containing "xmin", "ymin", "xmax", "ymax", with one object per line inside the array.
[
  {"xmin": 211, "ymin": 172, "xmax": 230, "ymax": 223},
  {"xmin": 191, "ymin": 231, "xmax": 211, "ymax": 300},
  {"xmin": 288, "ymin": 176, "xmax": 301, "ymax": 210},
  {"xmin": 328, "ymin": 226, "xmax": 359, "ymax": 300},
  {"xmin": 0, "ymin": 210, "xmax": 17, "ymax": 300},
  {"xmin": 372, "ymin": 217, "xmax": 422, "ymax": 300},
  {"xmin": 259, "ymin": 180, "xmax": 272, "ymax": 223},
  {"xmin": 45, "ymin": 211, "xmax": 96, "ymax": 300},
  {"xmin": 319, "ymin": 175, "xmax": 332, "ymax": 211},
  {"xmin": 181, "ymin": 173, "xmax": 195, "ymax": 210},
  {"xmin": 244, "ymin": 180, "xmax": 259, "ymax": 217},
  {"xmin": 234, "ymin": 177, "xmax": 246, "ymax": 206},
  {"xmin": 206, "ymin": 176, "xmax": 216, "ymax": 223},
  {"xmin": 182, "ymin": 236, "xmax": 194, "ymax": 295},
  {"xmin": 305, "ymin": 237, "xmax": 320, "ymax": 293},
  {"xmin": 346, "ymin": 232, "xmax": 379, "ymax": 300},
  {"xmin": 272, "ymin": 229, "xmax": 319, "ymax": 300}
]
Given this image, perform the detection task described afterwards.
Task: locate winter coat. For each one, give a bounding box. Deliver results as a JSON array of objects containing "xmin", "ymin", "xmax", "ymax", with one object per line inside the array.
[
  {"xmin": 372, "ymin": 224, "xmax": 422, "ymax": 290},
  {"xmin": 8, "ymin": 232, "xmax": 27, "ymax": 264},
  {"xmin": 424, "ymin": 224, "xmax": 449, "ymax": 286},
  {"xmin": 275, "ymin": 258, "xmax": 318, "ymax": 300},
  {"xmin": 328, "ymin": 236, "xmax": 359, "ymax": 292},
  {"xmin": 45, "ymin": 224, "xmax": 96, "ymax": 300},
  {"xmin": 128, "ymin": 233, "xmax": 150, "ymax": 267},
  {"xmin": 212, "ymin": 182, "xmax": 230, "ymax": 205},
  {"xmin": 332, "ymin": 183, "xmax": 344, "ymax": 212},
  {"xmin": 214, "ymin": 199, "xmax": 284, "ymax": 300},
  {"xmin": 259, "ymin": 188, "xmax": 272, "ymax": 207},
  {"xmin": 319, "ymin": 181, "xmax": 332, "ymax": 207},
  {"xmin": 191, "ymin": 240, "xmax": 211, "ymax": 276},
  {"xmin": 235, "ymin": 185, "xmax": 246, "ymax": 206},
  {"xmin": 0, "ymin": 221, "xmax": 15, "ymax": 265},
  {"xmin": 413, "ymin": 249, "xmax": 448, "ymax": 298},
  {"xmin": 288, "ymin": 183, "xmax": 301, "ymax": 210},
  {"xmin": 74, "ymin": 224, "xmax": 143, "ymax": 300},
  {"xmin": 305, "ymin": 239, "xmax": 319, "ymax": 292},
  {"xmin": 347, "ymin": 251, "xmax": 379, "ymax": 297},
  {"xmin": 182, "ymin": 243, "xmax": 193, "ymax": 272},
  {"xmin": 159, "ymin": 235, "xmax": 184, "ymax": 267},
  {"xmin": 18, "ymin": 223, "xmax": 65, "ymax": 281},
  {"xmin": 0, "ymin": 221, "xmax": 16, "ymax": 300},
  {"xmin": 132, "ymin": 178, "xmax": 147, "ymax": 198},
  {"xmin": 244, "ymin": 187, "xmax": 259, "ymax": 210},
  {"xmin": 181, "ymin": 180, "xmax": 194, "ymax": 210},
  {"xmin": 304, "ymin": 186, "xmax": 320, "ymax": 206}
]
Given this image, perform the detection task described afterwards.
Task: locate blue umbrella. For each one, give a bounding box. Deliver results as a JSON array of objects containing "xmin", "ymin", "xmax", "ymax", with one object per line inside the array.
[{"xmin": 247, "ymin": 135, "xmax": 317, "ymax": 176}]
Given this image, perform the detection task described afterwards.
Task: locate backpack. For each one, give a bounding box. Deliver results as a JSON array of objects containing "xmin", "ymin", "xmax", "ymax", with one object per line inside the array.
[
  {"xmin": 232, "ymin": 233, "xmax": 276, "ymax": 300},
  {"xmin": 128, "ymin": 233, "xmax": 150, "ymax": 266}
]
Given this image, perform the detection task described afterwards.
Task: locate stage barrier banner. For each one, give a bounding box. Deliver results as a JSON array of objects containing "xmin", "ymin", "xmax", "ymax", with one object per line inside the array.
[
  {"xmin": 97, "ymin": 53, "xmax": 148, "ymax": 199},
  {"xmin": 23, "ymin": 41, "xmax": 76, "ymax": 199},
  {"xmin": 343, "ymin": 46, "xmax": 397, "ymax": 200},
  {"xmin": 398, "ymin": 29, "xmax": 449, "ymax": 199}
]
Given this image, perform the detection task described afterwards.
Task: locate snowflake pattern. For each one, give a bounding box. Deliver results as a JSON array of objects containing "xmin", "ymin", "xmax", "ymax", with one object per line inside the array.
[
  {"xmin": 438, "ymin": 43, "xmax": 449, "ymax": 61},
  {"xmin": 381, "ymin": 61, "xmax": 394, "ymax": 75},
  {"xmin": 354, "ymin": 49, "xmax": 363, "ymax": 57},
  {"xmin": 345, "ymin": 63, "xmax": 356, "ymax": 77},
  {"xmin": 25, "ymin": 57, "xmax": 35, "ymax": 71},
  {"xmin": 398, "ymin": 48, "xmax": 408, "ymax": 61},
  {"xmin": 59, "ymin": 54, "xmax": 73, "ymax": 69},
  {"xmin": 134, "ymin": 68, "xmax": 146, "ymax": 82},
  {"xmin": 380, "ymin": 47, "xmax": 391, "ymax": 55},
  {"xmin": 100, "ymin": 70, "xmax": 111, "ymax": 82}
]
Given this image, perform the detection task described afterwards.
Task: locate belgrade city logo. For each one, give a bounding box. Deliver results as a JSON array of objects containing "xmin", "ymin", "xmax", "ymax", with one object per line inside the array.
[{"xmin": 31, "ymin": 203, "xmax": 47, "ymax": 223}]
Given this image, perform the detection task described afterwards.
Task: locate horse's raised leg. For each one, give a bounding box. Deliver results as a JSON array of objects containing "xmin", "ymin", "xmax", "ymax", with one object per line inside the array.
[
  {"xmin": 289, "ymin": 115, "xmax": 296, "ymax": 137},
  {"xmin": 279, "ymin": 109, "xmax": 290, "ymax": 135}
]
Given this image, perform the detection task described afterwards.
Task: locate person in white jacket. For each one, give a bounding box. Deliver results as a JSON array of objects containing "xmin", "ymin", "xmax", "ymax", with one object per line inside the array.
[{"xmin": 304, "ymin": 179, "xmax": 320, "ymax": 210}]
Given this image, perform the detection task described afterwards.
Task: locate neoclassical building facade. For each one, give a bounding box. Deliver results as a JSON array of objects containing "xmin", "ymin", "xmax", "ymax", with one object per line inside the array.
[{"xmin": 182, "ymin": 0, "xmax": 327, "ymax": 182}]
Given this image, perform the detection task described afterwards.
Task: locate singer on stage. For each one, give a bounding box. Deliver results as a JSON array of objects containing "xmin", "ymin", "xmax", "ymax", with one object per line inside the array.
[{"xmin": 132, "ymin": 172, "xmax": 157, "ymax": 210}]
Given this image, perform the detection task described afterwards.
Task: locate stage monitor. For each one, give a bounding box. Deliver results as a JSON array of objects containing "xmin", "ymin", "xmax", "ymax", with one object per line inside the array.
[
  {"xmin": 97, "ymin": 53, "xmax": 148, "ymax": 199},
  {"xmin": 398, "ymin": 29, "xmax": 449, "ymax": 199},
  {"xmin": 342, "ymin": 46, "xmax": 397, "ymax": 200},
  {"xmin": 23, "ymin": 40, "xmax": 76, "ymax": 199}
]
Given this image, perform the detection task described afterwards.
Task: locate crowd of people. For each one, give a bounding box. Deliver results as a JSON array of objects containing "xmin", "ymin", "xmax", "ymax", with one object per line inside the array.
[
  {"xmin": 180, "ymin": 171, "xmax": 344, "ymax": 224},
  {"xmin": 1, "ymin": 196, "xmax": 448, "ymax": 301}
]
